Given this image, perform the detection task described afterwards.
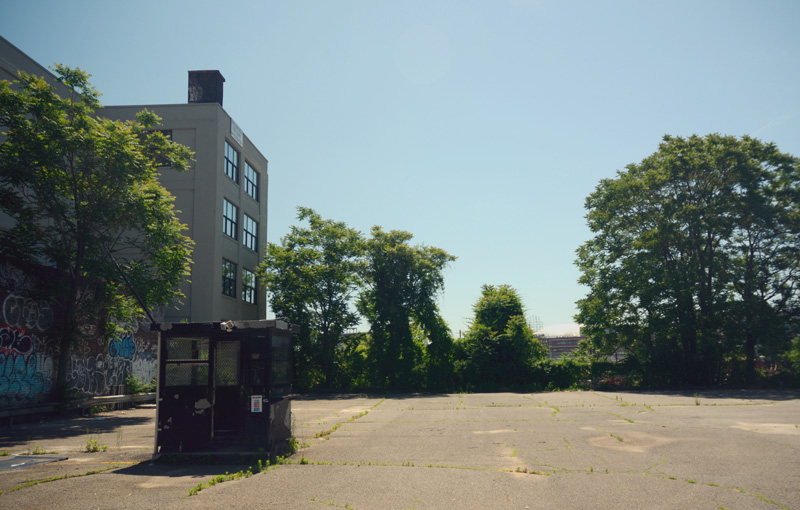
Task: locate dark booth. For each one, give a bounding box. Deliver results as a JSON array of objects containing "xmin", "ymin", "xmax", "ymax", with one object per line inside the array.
[{"xmin": 154, "ymin": 320, "xmax": 298, "ymax": 455}]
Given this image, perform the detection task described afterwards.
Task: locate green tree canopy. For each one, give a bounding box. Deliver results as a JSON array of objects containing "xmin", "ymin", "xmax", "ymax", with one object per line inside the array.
[
  {"xmin": 576, "ymin": 134, "xmax": 800, "ymax": 386},
  {"xmin": 257, "ymin": 207, "xmax": 364, "ymax": 388},
  {"xmin": 358, "ymin": 227, "xmax": 456, "ymax": 390},
  {"xmin": 0, "ymin": 66, "xmax": 194, "ymax": 398},
  {"xmin": 457, "ymin": 284, "xmax": 547, "ymax": 388}
]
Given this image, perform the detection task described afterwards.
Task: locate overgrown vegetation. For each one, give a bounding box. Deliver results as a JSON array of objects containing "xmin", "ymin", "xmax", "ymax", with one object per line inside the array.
[
  {"xmin": 576, "ymin": 134, "xmax": 800, "ymax": 388},
  {"xmin": 125, "ymin": 374, "xmax": 156, "ymax": 395},
  {"xmin": 0, "ymin": 66, "xmax": 194, "ymax": 401}
]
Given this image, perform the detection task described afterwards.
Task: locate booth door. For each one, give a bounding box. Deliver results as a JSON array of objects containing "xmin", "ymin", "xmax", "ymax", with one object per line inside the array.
[
  {"xmin": 213, "ymin": 339, "xmax": 244, "ymax": 439},
  {"xmin": 158, "ymin": 337, "xmax": 212, "ymax": 452}
]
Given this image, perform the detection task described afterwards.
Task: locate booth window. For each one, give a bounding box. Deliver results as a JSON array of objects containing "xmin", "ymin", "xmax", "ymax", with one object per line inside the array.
[
  {"xmin": 215, "ymin": 340, "xmax": 241, "ymax": 386},
  {"xmin": 164, "ymin": 337, "xmax": 210, "ymax": 386},
  {"xmin": 270, "ymin": 333, "xmax": 292, "ymax": 396}
]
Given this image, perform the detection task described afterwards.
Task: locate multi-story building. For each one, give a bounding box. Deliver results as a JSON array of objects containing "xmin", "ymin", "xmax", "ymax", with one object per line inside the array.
[
  {"xmin": 2, "ymin": 34, "xmax": 267, "ymax": 322},
  {"xmin": 1, "ymin": 37, "xmax": 271, "ymax": 411},
  {"xmin": 102, "ymin": 70, "xmax": 268, "ymax": 322}
]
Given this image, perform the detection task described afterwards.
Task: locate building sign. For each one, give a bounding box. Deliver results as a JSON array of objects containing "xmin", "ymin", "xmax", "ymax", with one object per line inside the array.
[
  {"xmin": 250, "ymin": 394, "xmax": 263, "ymax": 413},
  {"xmin": 231, "ymin": 119, "xmax": 244, "ymax": 146}
]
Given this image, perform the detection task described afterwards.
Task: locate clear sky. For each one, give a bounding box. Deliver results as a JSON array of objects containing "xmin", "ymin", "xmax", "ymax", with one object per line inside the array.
[{"xmin": 2, "ymin": 1, "xmax": 799, "ymax": 335}]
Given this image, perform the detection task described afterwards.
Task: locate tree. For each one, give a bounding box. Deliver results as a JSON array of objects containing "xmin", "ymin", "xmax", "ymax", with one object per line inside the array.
[
  {"xmin": 576, "ymin": 134, "xmax": 800, "ymax": 386},
  {"xmin": 358, "ymin": 227, "xmax": 455, "ymax": 390},
  {"xmin": 456, "ymin": 284, "xmax": 547, "ymax": 388},
  {"xmin": 0, "ymin": 66, "xmax": 194, "ymax": 399},
  {"xmin": 257, "ymin": 207, "xmax": 364, "ymax": 388}
]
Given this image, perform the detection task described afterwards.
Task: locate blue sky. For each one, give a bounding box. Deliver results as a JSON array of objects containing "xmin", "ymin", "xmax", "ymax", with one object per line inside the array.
[{"xmin": 3, "ymin": 1, "xmax": 799, "ymax": 335}]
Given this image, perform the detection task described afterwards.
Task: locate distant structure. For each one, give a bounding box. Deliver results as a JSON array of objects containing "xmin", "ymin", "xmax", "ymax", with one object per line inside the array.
[
  {"xmin": 535, "ymin": 323, "xmax": 584, "ymax": 359},
  {"xmin": 528, "ymin": 314, "xmax": 543, "ymax": 333}
]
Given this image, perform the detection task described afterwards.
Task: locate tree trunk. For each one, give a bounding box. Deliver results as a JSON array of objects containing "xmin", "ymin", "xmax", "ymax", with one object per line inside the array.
[{"xmin": 744, "ymin": 331, "xmax": 756, "ymax": 387}]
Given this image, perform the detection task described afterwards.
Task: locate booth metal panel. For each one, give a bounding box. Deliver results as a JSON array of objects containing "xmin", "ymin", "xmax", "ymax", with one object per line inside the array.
[{"xmin": 155, "ymin": 320, "xmax": 297, "ymax": 456}]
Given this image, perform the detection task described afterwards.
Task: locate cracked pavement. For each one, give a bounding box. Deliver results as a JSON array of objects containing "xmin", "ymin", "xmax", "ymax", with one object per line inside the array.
[{"xmin": 1, "ymin": 390, "xmax": 799, "ymax": 509}]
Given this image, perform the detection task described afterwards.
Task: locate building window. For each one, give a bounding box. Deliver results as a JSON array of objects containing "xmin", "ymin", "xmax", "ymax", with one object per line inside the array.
[
  {"xmin": 224, "ymin": 141, "xmax": 239, "ymax": 183},
  {"xmin": 244, "ymin": 162, "xmax": 259, "ymax": 201},
  {"xmin": 242, "ymin": 268, "xmax": 257, "ymax": 304},
  {"xmin": 223, "ymin": 199, "xmax": 238, "ymax": 240},
  {"xmin": 222, "ymin": 259, "xmax": 237, "ymax": 298},
  {"xmin": 243, "ymin": 214, "xmax": 258, "ymax": 252}
]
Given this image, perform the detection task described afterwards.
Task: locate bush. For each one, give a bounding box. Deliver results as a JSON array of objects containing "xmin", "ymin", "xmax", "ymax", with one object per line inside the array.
[{"xmin": 126, "ymin": 374, "xmax": 156, "ymax": 394}]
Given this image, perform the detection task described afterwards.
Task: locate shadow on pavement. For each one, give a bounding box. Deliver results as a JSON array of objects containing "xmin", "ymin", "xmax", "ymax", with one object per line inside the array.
[
  {"xmin": 113, "ymin": 460, "xmax": 252, "ymax": 478},
  {"xmin": 0, "ymin": 414, "xmax": 153, "ymax": 446},
  {"xmin": 293, "ymin": 392, "xmax": 450, "ymax": 401},
  {"xmin": 599, "ymin": 388, "xmax": 800, "ymax": 401}
]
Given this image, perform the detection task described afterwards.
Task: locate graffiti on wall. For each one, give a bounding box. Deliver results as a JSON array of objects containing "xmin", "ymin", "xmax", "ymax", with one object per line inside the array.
[
  {"xmin": 3, "ymin": 294, "xmax": 54, "ymax": 331},
  {"xmin": 68, "ymin": 313, "xmax": 159, "ymax": 397},
  {"xmin": 0, "ymin": 289, "xmax": 57, "ymax": 405},
  {"xmin": 0, "ymin": 325, "xmax": 55, "ymax": 403},
  {"xmin": 0, "ymin": 260, "xmax": 159, "ymax": 406}
]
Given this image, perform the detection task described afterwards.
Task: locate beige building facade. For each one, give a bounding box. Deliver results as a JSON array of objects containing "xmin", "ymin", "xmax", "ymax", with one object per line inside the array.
[{"xmin": 103, "ymin": 77, "xmax": 268, "ymax": 322}]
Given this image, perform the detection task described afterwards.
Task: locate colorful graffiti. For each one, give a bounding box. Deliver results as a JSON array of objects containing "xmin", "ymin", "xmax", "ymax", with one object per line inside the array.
[
  {"xmin": 0, "ymin": 348, "xmax": 53, "ymax": 402},
  {"xmin": 68, "ymin": 332, "xmax": 157, "ymax": 395},
  {"xmin": 0, "ymin": 291, "xmax": 57, "ymax": 405},
  {"xmin": 1, "ymin": 260, "xmax": 160, "ymax": 407},
  {"xmin": 109, "ymin": 335, "xmax": 136, "ymax": 360}
]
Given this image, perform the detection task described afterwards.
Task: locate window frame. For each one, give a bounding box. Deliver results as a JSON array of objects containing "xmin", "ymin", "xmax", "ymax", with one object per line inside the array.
[
  {"xmin": 224, "ymin": 141, "xmax": 240, "ymax": 183},
  {"xmin": 222, "ymin": 259, "xmax": 237, "ymax": 298},
  {"xmin": 242, "ymin": 268, "xmax": 257, "ymax": 305},
  {"xmin": 223, "ymin": 198, "xmax": 238, "ymax": 240},
  {"xmin": 242, "ymin": 214, "xmax": 258, "ymax": 252},
  {"xmin": 244, "ymin": 161, "xmax": 259, "ymax": 202}
]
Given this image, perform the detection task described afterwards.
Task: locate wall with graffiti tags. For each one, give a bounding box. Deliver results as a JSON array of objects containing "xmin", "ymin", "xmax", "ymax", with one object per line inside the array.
[{"xmin": 0, "ymin": 260, "xmax": 159, "ymax": 408}]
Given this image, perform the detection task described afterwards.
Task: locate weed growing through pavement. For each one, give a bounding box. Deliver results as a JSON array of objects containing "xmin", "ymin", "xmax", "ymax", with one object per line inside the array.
[
  {"xmin": 309, "ymin": 497, "xmax": 355, "ymax": 509},
  {"xmin": 0, "ymin": 465, "xmax": 119, "ymax": 495},
  {"xmin": 314, "ymin": 401, "xmax": 382, "ymax": 440},
  {"xmin": 85, "ymin": 440, "xmax": 107, "ymax": 453},
  {"xmin": 24, "ymin": 445, "xmax": 58, "ymax": 455},
  {"xmin": 85, "ymin": 429, "xmax": 107, "ymax": 452}
]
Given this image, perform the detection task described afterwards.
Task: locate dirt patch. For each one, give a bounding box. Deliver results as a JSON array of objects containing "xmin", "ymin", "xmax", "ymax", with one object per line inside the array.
[
  {"xmin": 731, "ymin": 422, "xmax": 800, "ymax": 435},
  {"xmin": 583, "ymin": 428, "xmax": 672, "ymax": 453}
]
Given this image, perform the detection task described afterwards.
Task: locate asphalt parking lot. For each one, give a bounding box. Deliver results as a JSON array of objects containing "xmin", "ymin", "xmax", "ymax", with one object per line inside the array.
[{"xmin": 1, "ymin": 390, "xmax": 799, "ymax": 509}]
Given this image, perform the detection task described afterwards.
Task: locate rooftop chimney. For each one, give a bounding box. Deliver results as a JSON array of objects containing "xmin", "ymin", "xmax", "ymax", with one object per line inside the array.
[{"xmin": 188, "ymin": 70, "xmax": 225, "ymax": 106}]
